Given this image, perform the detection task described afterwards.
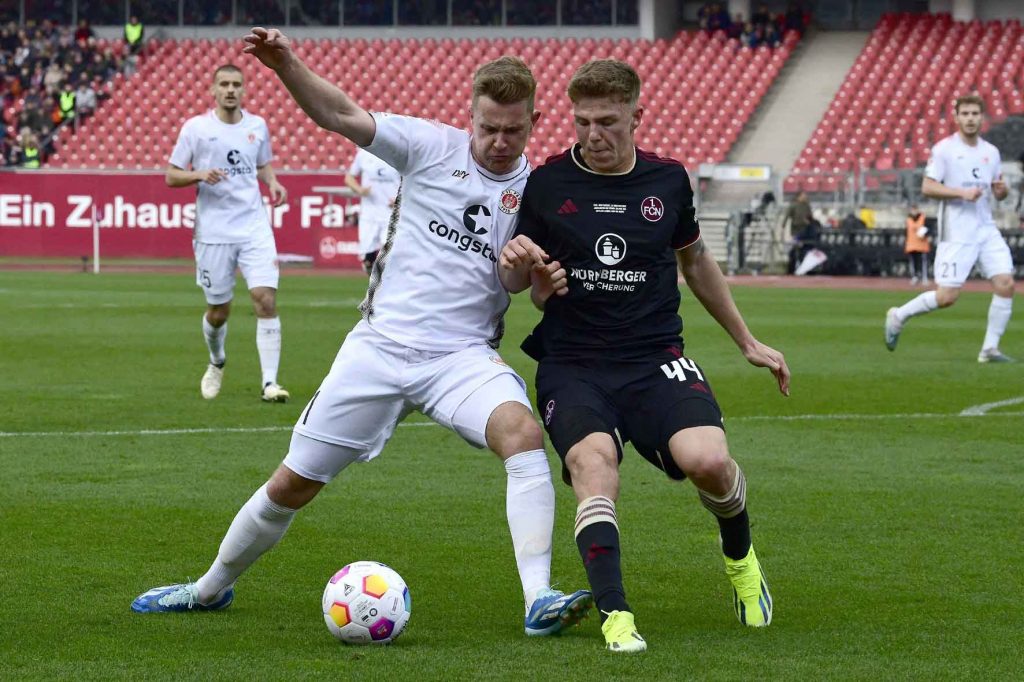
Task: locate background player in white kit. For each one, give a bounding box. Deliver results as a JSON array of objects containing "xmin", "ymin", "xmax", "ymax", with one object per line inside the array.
[
  {"xmin": 345, "ymin": 148, "xmax": 401, "ymax": 273},
  {"xmin": 167, "ymin": 63, "xmax": 291, "ymax": 402},
  {"xmin": 885, "ymin": 95, "xmax": 1014, "ymax": 363},
  {"xmin": 132, "ymin": 28, "xmax": 592, "ymax": 636}
]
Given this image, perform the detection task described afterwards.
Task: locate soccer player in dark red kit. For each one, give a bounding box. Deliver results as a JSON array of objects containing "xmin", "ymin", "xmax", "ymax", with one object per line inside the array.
[{"xmin": 499, "ymin": 59, "xmax": 790, "ymax": 653}]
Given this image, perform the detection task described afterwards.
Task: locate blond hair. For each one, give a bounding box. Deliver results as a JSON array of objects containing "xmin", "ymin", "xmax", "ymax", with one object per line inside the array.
[
  {"xmin": 213, "ymin": 63, "xmax": 243, "ymax": 81},
  {"xmin": 954, "ymin": 94, "xmax": 985, "ymax": 114},
  {"xmin": 472, "ymin": 56, "xmax": 536, "ymax": 110},
  {"xmin": 567, "ymin": 59, "xmax": 641, "ymax": 106}
]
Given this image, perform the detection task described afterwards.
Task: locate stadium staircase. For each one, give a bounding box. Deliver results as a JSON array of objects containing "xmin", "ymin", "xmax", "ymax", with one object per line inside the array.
[
  {"xmin": 786, "ymin": 14, "xmax": 1024, "ymax": 193},
  {"xmin": 47, "ymin": 31, "xmax": 801, "ymax": 172}
]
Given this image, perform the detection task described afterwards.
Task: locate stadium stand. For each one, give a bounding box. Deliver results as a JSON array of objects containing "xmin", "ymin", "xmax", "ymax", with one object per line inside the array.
[
  {"xmin": 39, "ymin": 29, "xmax": 800, "ymax": 171},
  {"xmin": 1, "ymin": 19, "xmax": 136, "ymax": 167},
  {"xmin": 787, "ymin": 13, "xmax": 1024, "ymax": 193}
]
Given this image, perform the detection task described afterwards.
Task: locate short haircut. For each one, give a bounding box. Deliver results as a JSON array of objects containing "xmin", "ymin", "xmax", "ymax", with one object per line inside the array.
[
  {"xmin": 568, "ymin": 59, "xmax": 641, "ymax": 107},
  {"xmin": 213, "ymin": 63, "xmax": 243, "ymax": 81},
  {"xmin": 472, "ymin": 56, "xmax": 536, "ymax": 110},
  {"xmin": 954, "ymin": 94, "xmax": 985, "ymax": 113}
]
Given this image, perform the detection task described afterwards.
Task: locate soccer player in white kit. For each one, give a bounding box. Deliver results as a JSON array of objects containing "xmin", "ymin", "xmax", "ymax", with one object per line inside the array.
[
  {"xmin": 132, "ymin": 28, "xmax": 593, "ymax": 636},
  {"xmin": 345, "ymin": 147, "xmax": 401, "ymax": 272},
  {"xmin": 167, "ymin": 63, "xmax": 292, "ymax": 401},
  {"xmin": 885, "ymin": 95, "xmax": 1015, "ymax": 362}
]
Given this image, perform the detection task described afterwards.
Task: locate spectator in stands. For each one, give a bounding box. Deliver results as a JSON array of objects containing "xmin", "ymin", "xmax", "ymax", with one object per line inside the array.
[
  {"xmin": 751, "ymin": 3, "xmax": 772, "ymax": 29},
  {"xmin": 74, "ymin": 77, "xmax": 97, "ymax": 119},
  {"xmin": 763, "ymin": 24, "xmax": 782, "ymax": 48},
  {"xmin": 57, "ymin": 80, "xmax": 75, "ymax": 122},
  {"xmin": 0, "ymin": 23, "xmax": 17, "ymax": 54},
  {"xmin": 698, "ymin": 3, "xmax": 730, "ymax": 33},
  {"xmin": 742, "ymin": 22, "xmax": 763, "ymax": 49},
  {"xmin": 43, "ymin": 60, "xmax": 63, "ymax": 93},
  {"xmin": 74, "ymin": 19, "xmax": 93, "ymax": 45},
  {"xmin": 453, "ymin": 0, "xmax": 501, "ymax": 25},
  {"xmin": 784, "ymin": 2, "xmax": 806, "ymax": 35},
  {"xmin": 727, "ymin": 14, "xmax": 745, "ymax": 41},
  {"xmin": 17, "ymin": 99, "xmax": 50, "ymax": 136},
  {"xmin": 905, "ymin": 204, "xmax": 930, "ymax": 286},
  {"xmin": 124, "ymin": 16, "xmax": 144, "ymax": 55},
  {"xmin": 19, "ymin": 130, "xmax": 41, "ymax": 168}
]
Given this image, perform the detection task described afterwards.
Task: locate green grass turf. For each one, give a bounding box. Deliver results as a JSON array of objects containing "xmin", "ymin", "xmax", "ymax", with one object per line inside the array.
[{"xmin": 1, "ymin": 271, "xmax": 1021, "ymax": 680}]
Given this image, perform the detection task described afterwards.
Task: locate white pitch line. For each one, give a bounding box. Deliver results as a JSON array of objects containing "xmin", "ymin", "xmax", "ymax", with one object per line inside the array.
[
  {"xmin": 0, "ymin": 422, "xmax": 438, "ymax": 439},
  {"xmin": 1, "ymin": 411, "xmax": 1022, "ymax": 439},
  {"xmin": 959, "ymin": 396, "xmax": 1024, "ymax": 416}
]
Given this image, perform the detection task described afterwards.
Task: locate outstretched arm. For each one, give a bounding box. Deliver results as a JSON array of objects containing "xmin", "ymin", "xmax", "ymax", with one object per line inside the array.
[
  {"xmin": 243, "ymin": 27, "xmax": 375, "ymax": 146},
  {"xmin": 677, "ymin": 238, "xmax": 790, "ymax": 396}
]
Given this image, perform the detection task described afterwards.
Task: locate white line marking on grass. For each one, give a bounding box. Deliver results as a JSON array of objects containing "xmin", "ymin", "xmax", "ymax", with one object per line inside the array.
[
  {"xmin": 959, "ymin": 396, "xmax": 1024, "ymax": 416},
  {"xmin": 738, "ymin": 411, "xmax": 1024, "ymax": 422},
  {"xmin": 2, "ymin": 412, "xmax": 1022, "ymax": 439},
  {"xmin": 0, "ymin": 422, "xmax": 439, "ymax": 438}
]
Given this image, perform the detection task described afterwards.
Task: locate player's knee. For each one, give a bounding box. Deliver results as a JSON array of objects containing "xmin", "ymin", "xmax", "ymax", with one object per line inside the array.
[
  {"xmin": 565, "ymin": 434, "xmax": 618, "ymax": 480},
  {"xmin": 206, "ymin": 306, "xmax": 229, "ymax": 326},
  {"xmin": 266, "ymin": 464, "xmax": 323, "ymax": 510},
  {"xmin": 936, "ymin": 288, "xmax": 959, "ymax": 307},
  {"xmin": 488, "ymin": 403, "xmax": 542, "ymax": 457},
  {"xmin": 684, "ymin": 449, "xmax": 733, "ymax": 487},
  {"xmin": 993, "ymin": 276, "xmax": 1015, "ymax": 298}
]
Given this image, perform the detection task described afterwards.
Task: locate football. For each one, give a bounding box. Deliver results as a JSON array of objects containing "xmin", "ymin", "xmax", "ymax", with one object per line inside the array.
[{"xmin": 322, "ymin": 561, "xmax": 411, "ymax": 645}]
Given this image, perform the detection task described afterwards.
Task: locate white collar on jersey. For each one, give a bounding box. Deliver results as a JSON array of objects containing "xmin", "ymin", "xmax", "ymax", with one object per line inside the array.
[{"xmin": 472, "ymin": 154, "xmax": 529, "ymax": 183}]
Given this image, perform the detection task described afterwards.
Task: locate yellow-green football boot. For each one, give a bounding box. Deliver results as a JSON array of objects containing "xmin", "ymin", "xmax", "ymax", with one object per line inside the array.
[
  {"xmin": 725, "ymin": 545, "xmax": 772, "ymax": 626},
  {"xmin": 601, "ymin": 610, "xmax": 647, "ymax": 653}
]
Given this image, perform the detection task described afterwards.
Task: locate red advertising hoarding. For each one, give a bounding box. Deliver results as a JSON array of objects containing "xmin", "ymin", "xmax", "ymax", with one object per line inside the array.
[{"xmin": 0, "ymin": 171, "xmax": 361, "ymax": 267}]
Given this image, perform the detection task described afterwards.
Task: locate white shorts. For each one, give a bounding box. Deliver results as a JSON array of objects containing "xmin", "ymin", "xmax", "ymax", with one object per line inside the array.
[
  {"xmin": 193, "ymin": 231, "xmax": 279, "ymax": 305},
  {"xmin": 358, "ymin": 215, "xmax": 389, "ymax": 257},
  {"xmin": 283, "ymin": 320, "xmax": 531, "ymax": 483},
  {"xmin": 934, "ymin": 233, "xmax": 1014, "ymax": 288}
]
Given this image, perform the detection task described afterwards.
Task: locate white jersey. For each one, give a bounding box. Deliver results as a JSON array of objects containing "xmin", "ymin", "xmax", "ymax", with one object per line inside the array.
[
  {"xmin": 358, "ymin": 113, "xmax": 530, "ymax": 351},
  {"xmin": 924, "ymin": 133, "xmax": 1002, "ymax": 243},
  {"xmin": 169, "ymin": 109, "xmax": 273, "ymax": 243},
  {"xmin": 349, "ymin": 148, "xmax": 402, "ymax": 225}
]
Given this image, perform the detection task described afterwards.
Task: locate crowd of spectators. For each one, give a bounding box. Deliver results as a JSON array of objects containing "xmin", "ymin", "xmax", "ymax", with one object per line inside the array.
[
  {"xmin": 1, "ymin": 19, "xmax": 132, "ymax": 168},
  {"xmin": 699, "ymin": 2, "xmax": 807, "ymax": 47}
]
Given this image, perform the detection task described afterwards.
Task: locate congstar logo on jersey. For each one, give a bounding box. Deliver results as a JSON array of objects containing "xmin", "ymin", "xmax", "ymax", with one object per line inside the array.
[
  {"xmin": 221, "ymin": 149, "xmax": 254, "ymax": 177},
  {"xmin": 426, "ymin": 204, "xmax": 497, "ymax": 262}
]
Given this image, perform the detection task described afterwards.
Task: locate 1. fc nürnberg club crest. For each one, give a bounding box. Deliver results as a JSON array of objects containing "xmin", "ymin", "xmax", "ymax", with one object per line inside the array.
[
  {"xmin": 641, "ymin": 196, "xmax": 664, "ymax": 222},
  {"xmin": 499, "ymin": 188, "xmax": 522, "ymax": 214}
]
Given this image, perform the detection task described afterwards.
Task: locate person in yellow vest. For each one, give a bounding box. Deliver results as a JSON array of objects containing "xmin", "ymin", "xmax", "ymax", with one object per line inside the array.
[
  {"xmin": 21, "ymin": 133, "xmax": 41, "ymax": 168},
  {"xmin": 858, "ymin": 205, "xmax": 877, "ymax": 229},
  {"xmin": 58, "ymin": 82, "xmax": 76, "ymax": 122},
  {"xmin": 125, "ymin": 15, "xmax": 144, "ymax": 55},
  {"xmin": 905, "ymin": 204, "xmax": 930, "ymax": 286}
]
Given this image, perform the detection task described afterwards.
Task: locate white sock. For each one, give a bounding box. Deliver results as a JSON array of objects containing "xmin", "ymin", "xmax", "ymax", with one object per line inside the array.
[
  {"xmin": 256, "ymin": 317, "xmax": 282, "ymax": 386},
  {"xmin": 203, "ymin": 314, "xmax": 227, "ymax": 365},
  {"xmin": 195, "ymin": 483, "xmax": 296, "ymax": 604},
  {"xmin": 982, "ymin": 295, "xmax": 1013, "ymax": 351},
  {"xmin": 504, "ymin": 449, "xmax": 554, "ymax": 609},
  {"xmin": 896, "ymin": 290, "xmax": 939, "ymax": 324}
]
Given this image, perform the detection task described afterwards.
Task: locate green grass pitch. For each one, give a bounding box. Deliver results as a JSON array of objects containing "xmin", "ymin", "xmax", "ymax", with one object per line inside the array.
[{"xmin": 2, "ymin": 270, "xmax": 1021, "ymax": 680}]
